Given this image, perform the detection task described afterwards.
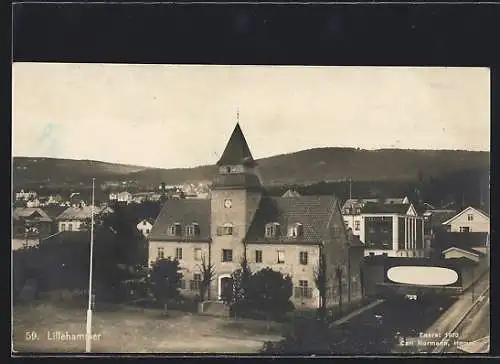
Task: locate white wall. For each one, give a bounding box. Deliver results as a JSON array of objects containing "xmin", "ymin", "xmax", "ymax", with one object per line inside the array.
[
  {"xmin": 58, "ymin": 220, "xmax": 85, "ymax": 232},
  {"xmin": 448, "ymin": 209, "xmax": 489, "ymax": 233}
]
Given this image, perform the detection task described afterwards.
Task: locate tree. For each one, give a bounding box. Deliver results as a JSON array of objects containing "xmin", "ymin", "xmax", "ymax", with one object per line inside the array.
[
  {"xmin": 335, "ymin": 266, "xmax": 343, "ymax": 317},
  {"xmin": 247, "ymin": 268, "xmax": 294, "ymax": 321},
  {"xmin": 313, "ymin": 253, "xmax": 328, "ymax": 321},
  {"xmin": 230, "ymin": 256, "xmax": 253, "ymax": 315},
  {"xmin": 198, "ymin": 254, "xmax": 216, "ymax": 301},
  {"xmin": 149, "ymin": 257, "xmax": 183, "ymax": 307}
]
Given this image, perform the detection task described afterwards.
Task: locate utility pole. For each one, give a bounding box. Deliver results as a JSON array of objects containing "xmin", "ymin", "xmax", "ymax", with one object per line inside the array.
[
  {"xmin": 349, "ymin": 177, "xmax": 352, "ymax": 202},
  {"xmin": 85, "ymin": 177, "xmax": 96, "ymax": 353}
]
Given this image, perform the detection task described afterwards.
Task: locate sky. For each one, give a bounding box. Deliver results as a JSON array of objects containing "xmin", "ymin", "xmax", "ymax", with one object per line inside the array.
[{"xmin": 12, "ymin": 63, "xmax": 490, "ymax": 169}]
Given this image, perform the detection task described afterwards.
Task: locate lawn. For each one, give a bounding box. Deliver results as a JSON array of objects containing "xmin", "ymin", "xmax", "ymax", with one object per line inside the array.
[{"xmin": 12, "ymin": 301, "xmax": 287, "ymax": 354}]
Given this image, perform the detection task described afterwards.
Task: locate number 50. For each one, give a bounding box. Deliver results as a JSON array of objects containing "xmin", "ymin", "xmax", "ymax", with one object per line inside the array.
[{"xmin": 25, "ymin": 331, "xmax": 38, "ymax": 341}]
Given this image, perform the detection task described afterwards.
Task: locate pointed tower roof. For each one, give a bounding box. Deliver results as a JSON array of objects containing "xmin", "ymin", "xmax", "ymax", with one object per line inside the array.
[{"xmin": 216, "ymin": 123, "xmax": 256, "ymax": 167}]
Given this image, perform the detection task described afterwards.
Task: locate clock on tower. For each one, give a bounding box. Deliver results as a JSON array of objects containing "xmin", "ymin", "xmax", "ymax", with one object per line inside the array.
[{"xmin": 224, "ymin": 199, "xmax": 232, "ymax": 208}]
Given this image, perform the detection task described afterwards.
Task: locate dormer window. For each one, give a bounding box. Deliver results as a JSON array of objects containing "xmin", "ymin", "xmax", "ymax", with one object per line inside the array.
[
  {"xmin": 185, "ymin": 223, "xmax": 200, "ymax": 237},
  {"xmin": 289, "ymin": 223, "xmax": 303, "ymax": 238},
  {"xmin": 265, "ymin": 222, "xmax": 280, "ymax": 238},
  {"xmin": 168, "ymin": 223, "xmax": 181, "ymax": 236}
]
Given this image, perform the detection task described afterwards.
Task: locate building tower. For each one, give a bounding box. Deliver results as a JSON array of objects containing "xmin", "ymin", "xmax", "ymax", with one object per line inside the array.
[{"xmin": 210, "ymin": 122, "xmax": 263, "ymax": 300}]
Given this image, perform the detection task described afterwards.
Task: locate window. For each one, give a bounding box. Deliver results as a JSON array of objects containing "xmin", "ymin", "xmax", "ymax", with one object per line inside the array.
[
  {"xmin": 180, "ymin": 280, "xmax": 186, "ymax": 289},
  {"xmin": 289, "ymin": 223, "xmax": 303, "ymax": 237},
  {"xmin": 217, "ymin": 223, "xmax": 233, "ymax": 236},
  {"xmin": 157, "ymin": 247, "xmax": 165, "ymax": 259},
  {"xmin": 354, "ymin": 221, "xmax": 360, "ymax": 231},
  {"xmin": 460, "ymin": 226, "xmax": 470, "ymax": 233},
  {"xmin": 299, "ymin": 251, "xmax": 308, "ymax": 265},
  {"xmin": 295, "ymin": 280, "xmax": 312, "ymax": 298},
  {"xmin": 222, "ymin": 249, "xmax": 233, "ymax": 262},
  {"xmin": 168, "ymin": 223, "xmax": 181, "ymax": 236},
  {"xmin": 145, "ymin": 229, "xmax": 150, "ymax": 234},
  {"xmin": 176, "ymin": 247, "xmax": 183, "ymax": 260},
  {"xmin": 185, "ymin": 225, "xmax": 194, "ymax": 236},
  {"xmin": 255, "ymin": 250, "xmax": 263, "ymax": 263},
  {"xmin": 143, "ymin": 221, "xmax": 147, "ymax": 225},
  {"xmin": 382, "ymin": 253, "xmax": 388, "ymax": 257},
  {"xmin": 190, "ymin": 273, "xmax": 202, "ymax": 290},
  {"xmin": 193, "ymin": 223, "xmax": 200, "ymax": 236},
  {"xmin": 369, "ymin": 252, "xmax": 375, "ymax": 256},
  {"xmin": 194, "ymin": 248, "xmax": 202, "ymax": 261},
  {"xmin": 356, "ymin": 209, "xmax": 361, "ymax": 214},
  {"xmin": 277, "ymin": 250, "xmax": 285, "ymax": 264},
  {"xmin": 265, "ymin": 223, "xmax": 280, "ymax": 238},
  {"xmin": 68, "ymin": 223, "xmax": 73, "ymax": 231},
  {"xmin": 61, "ymin": 223, "xmax": 66, "ymax": 231},
  {"xmin": 467, "ymin": 214, "xmax": 474, "ymax": 221}
]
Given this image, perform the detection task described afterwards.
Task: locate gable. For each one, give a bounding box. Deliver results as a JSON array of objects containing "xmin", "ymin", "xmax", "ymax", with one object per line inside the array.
[
  {"xmin": 406, "ymin": 204, "xmax": 417, "ymax": 216},
  {"xmin": 442, "ymin": 206, "xmax": 490, "ymax": 225},
  {"xmin": 442, "ymin": 246, "xmax": 479, "ymax": 258},
  {"xmin": 30, "ymin": 210, "xmax": 43, "ymax": 218}
]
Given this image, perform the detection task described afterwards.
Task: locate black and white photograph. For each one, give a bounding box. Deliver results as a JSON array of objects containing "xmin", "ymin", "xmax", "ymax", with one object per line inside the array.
[{"xmin": 12, "ymin": 63, "xmax": 490, "ymax": 355}]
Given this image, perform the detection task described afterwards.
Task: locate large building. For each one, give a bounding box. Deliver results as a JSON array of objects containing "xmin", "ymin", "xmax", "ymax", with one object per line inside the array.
[{"xmin": 148, "ymin": 123, "xmax": 364, "ymax": 309}]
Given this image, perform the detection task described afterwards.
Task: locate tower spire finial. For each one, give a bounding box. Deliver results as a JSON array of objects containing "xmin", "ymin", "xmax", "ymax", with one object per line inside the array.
[{"xmin": 236, "ymin": 107, "xmax": 240, "ymax": 123}]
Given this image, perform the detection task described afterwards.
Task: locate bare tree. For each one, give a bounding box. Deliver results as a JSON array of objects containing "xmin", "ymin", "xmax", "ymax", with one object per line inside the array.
[
  {"xmin": 313, "ymin": 253, "xmax": 327, "ymax": 320},
  {"xmin": 335, "ymin": 266, "xmax": 343, "ymax": 318},
  {"xmin": 199, "ymin": 254, "xmax": 216, "ymax": 301}
]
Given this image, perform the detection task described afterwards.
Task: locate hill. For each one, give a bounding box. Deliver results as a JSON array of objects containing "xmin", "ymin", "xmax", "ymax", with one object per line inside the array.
[
  {"xmin": 12, "ymin": 157, "xmax": 148, "ymax": 188},
  {"xmin": 126, "ymin": 148, "xmax": 489, "ymax": 186},
  {"xmin": 12, "ymin": 148, "xmax": 490, "ymax": 189}
]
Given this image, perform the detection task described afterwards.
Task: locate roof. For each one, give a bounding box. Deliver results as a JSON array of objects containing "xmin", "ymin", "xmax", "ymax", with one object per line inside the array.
[
  {"xmin": 13, "ymin": 208, "xmax": 53, "ymax": 223},
  {"xmin": 425, "ymin": 210, "xmax": 458, "ymax": 228},
  {"xmin": 281, "ymin": 189, "xmax": 301, "ymax": 198},
  {"xmin": 343, "ymin": 197, "xmax": 409, "ymax": 210},
  {"xmin": 43, "ymin": 206, "xmax": 68, "ymax": 220},
  {"xmin": 138, "ymin": 218, "xmax": 155, "ymax": 225},
  {"xmin": 361, "ymin": 202, "xmax": 412, "ymax": 215},
  {"xmin": 56, "ymin": 206, "xmax": 102, "ymax": 220},
  {"xmin": 245, "ymin": 195, "xmax": 339, "ymax": 244},
  {"xmin": 148, "ymin": 199, "xmax": 211, "ymax": 241},
  {"xmin": 362, "ymin": 255, "xmax": 477, "ymax": 267},
  {"xmin": 442, "ymin": 246, "xmax": 482, "ymax": 257},
  {"xmin": 442, "ymin": 206, "xmax": 490, "ymax": 225},
  {"xmin": 433, "ymin": 231, "xmax": 489, "ymax": 252},
  {"xmin": 216, "ymin": 123, "xmax": 256, "ymax": 167}
]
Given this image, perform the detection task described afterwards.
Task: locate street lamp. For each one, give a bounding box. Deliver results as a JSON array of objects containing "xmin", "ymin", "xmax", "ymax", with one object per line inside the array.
[{"xmin": 85, "ymin": 178, "xmax": 96, "ymax": 353}]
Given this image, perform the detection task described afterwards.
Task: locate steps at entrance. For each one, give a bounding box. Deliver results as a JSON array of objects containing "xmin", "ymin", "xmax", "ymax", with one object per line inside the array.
[{"xmin": 199, "ymin": 300, "xmax": 230, "ymax": 317}]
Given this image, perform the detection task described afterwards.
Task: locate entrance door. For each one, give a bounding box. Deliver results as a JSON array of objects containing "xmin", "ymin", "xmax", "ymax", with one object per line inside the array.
[{"xmin": 220, "ymin": 277, "xmax": 233, "ymax": 303}]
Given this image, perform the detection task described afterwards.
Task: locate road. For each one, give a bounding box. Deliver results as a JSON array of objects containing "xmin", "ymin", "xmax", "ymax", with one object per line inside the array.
[
  {"xmin": 439, "ymin": 290, "xmax": 490, "ymax": 354},
  {"xmin": 325, "ymin": 272, "xmax": 490, "ymax": 354},
  {"xmin": 327, "ymin": 295, "xmax": 458, "ymax": 354}
]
